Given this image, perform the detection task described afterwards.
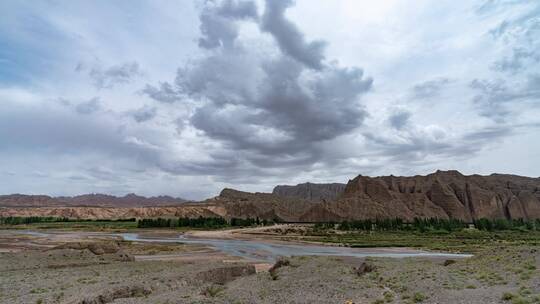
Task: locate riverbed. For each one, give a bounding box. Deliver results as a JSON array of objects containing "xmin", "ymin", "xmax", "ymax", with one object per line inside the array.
[{"xmin": 14, "ymin": 230, "xmax": 472, "ymax": 262}]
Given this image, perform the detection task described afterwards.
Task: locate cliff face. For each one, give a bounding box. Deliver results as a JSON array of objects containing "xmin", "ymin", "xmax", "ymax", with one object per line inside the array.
[
  {"xmin": 331, "ymin": 170, "xmax": 540, "ymax": 221},
  {"xmin": 272, "ymin": 183, "xmax": 346, "ymax": 202},
  {"xmin": 213, "ymin": 171, "xmax": 540, "ymax": 222}
]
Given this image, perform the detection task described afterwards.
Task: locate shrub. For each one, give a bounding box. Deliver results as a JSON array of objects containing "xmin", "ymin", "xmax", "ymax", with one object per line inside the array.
[
  {"xmin": 383, "ymin": 291, "xmax": 394, "ymax": 302},
  {"xmin": 443, "ymin": 259, "xmax": 456, "ymax": 266},
  {"xmin": 511, "ymin": 297, "xmax": 530, "ymax": 304},
  {"xmin": 502, "ymin": 292, "xmax": 515, "ymax": 301},
  {"xmin": 201, "ymin": 285, "xmax": 224, "ymax": 297},
  {"xmin": 413, "ymin": 292, "xmax": 427, "ymax": 303},
  {"xmin": 269, "ymin": 257, "xmax": 290, "ymax": 280}
]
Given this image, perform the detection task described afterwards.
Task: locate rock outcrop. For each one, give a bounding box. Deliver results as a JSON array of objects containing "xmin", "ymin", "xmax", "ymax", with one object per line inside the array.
[{"xmin": 272, "ymin": 182, "xmax": 346, "ymax": 202}]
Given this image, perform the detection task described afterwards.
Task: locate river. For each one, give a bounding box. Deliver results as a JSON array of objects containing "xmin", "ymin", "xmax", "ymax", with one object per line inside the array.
[{"xmin": 14, "ymin": 230, "xmax": 472, "ymax": 262}]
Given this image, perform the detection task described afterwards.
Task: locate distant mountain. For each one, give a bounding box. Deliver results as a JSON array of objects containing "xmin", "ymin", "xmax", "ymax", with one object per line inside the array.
[
  {"xmin": 0, "ymin": 193, "xmax": 188, "ymax": 208},
  {"xmin": 272, "ymin": 182, "xmax": 346, "ymax": 202},
  {"xmin": 2, "ymin": 171, "xmax": 539, "ymax": 222}
]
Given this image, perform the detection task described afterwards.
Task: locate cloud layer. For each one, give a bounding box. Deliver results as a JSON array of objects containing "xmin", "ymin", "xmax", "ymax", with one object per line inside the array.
[{"xmin": 0, "ymin": 0, "xmax": 539, "ymax": 199}]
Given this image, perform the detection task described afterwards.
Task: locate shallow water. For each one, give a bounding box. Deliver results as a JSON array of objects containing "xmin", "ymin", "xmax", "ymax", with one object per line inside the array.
[
  {"xmin": 15, "ymin": 230, "xmax": 473, "ymax": 262},
  {"xmin": 119, "ymin": 233, "xmax": 472, "ymax": 262}
]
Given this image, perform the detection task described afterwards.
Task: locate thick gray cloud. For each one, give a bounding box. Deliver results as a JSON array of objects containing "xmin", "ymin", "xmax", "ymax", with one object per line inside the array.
[
  {"xmin": 185, "ymin": 56, "xmax": 372, "ymax": 154},
  {"xmin": 198, "ymin": 0, "xmax": 258, "ymax": 49},
  {"xmin": 260, "ymin": 0, "xmax": 326, "ymax": 70},
  {"xmin": 148, "ymin": 0, "xmax": 372, "ymax": 170}
]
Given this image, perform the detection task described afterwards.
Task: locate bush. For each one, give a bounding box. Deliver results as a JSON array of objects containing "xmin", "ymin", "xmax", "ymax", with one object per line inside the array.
[
  {"xmin": 413, "ymin": 292, "xmax": 427, "ymax": 303},
  {"xmin": 443, "ymin": 259, "xmax": 456, "ymax": 266},
  {"xmin": 201, "ymin": 285, "xmax": 224, "ymax": 297},
  {"xmin": 269, "ymin": 257, "xmax": 290, "ymax": 280},
  {"xmin": 502, "ymin": 292, "xmax": 515, "ymax": 301}
]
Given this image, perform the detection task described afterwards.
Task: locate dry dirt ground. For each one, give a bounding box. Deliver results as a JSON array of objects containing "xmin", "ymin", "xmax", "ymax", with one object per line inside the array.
[{"xmin": 0, "ymin": 229, "xmax": 539, "ymax": 304}]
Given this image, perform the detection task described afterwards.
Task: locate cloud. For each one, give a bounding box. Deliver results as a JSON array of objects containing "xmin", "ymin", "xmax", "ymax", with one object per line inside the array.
[
  {"xmin": 388, "ymin": 110, "xmax": 411, "ymax": 130},
  {"xmin": 412, "ymin": 78, "xmax": 452, "ymax": 99},
  {"xmin": 75, "ymin": 97, "xmax": 101, "ymax": 115},
  {"xmin": 2, "ymin": 0, "xmax": 540, "ymax": 198},
  {"xmin": 471, "ymin": 1, "xmax": 540, "ymax": 122},
  {"xmin": 470, "ymin": 76, "xmax": 540, "ymax": 122},
  {"xmin": 0, "ymin": 100, "xmax": 155, "ymax": 158},
  {"xmin": 198, "ymin": 0, "xmax": 258, "ymax": 49},
  {"xmin": 260, "ymin": 0, "xmax": 326, "ymax": 70},
  {"xmin": 87, "ymin": 62, "xmax": 142, "ymax": 89},
  {"xmin": 130, "ymin": 105, "xmax": 157, "ymax": 123},
  {"xmin": 147, "ymin": 0, "xmax": 372, "ymax": 172},
  {"xmin": 361, "ymin": 119, "xmax": 517, "ymax": 167},
  {"xmin": 141, "ymin": 82, "xmax": 182, "ymax": 103},
  {"xmin": 492, "ymin": 47, "xmax": 540, "ymax": 73}
]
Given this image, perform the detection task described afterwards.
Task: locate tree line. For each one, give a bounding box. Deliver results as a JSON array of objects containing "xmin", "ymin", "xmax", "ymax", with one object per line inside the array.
[
  {"xmin": 3, "ymin": 215, "xmax": 540, "ymax": 232},
  {"xmin": 137, "ymin": 216, "xmax": 276, "ymax": 228},
  {"xmin": 313, "ymin": 217, "xmax": 540, "ymax": 232},
  {"xmin": 472, "ymin": 218, "xmax": 540, "ymax": 231}
]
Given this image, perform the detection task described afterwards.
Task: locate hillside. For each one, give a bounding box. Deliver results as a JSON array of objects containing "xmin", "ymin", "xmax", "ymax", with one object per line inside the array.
[
  {"xmin": 272, "ymin": 182, "xmax": 346, "ymax": 202},
  {"xmin": 319, "ymin": 170, "xmax": 540, "ymax": 221}
]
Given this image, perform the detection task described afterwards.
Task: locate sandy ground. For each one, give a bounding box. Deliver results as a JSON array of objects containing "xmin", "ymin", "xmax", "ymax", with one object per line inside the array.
[
  {"xmin": 0, "ymin": 228, "xmax": 539, "ymax": 304},
  {"xmin": 183, "ymin": 224, "xmax": 293, "ymax": 239}
]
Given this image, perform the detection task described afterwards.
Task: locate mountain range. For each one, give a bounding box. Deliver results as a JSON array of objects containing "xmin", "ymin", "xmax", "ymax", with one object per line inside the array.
[
  {"xmin": 0, "ymin": 193, "xmax": 187, "ymax": 208},
  {"xmin": 1, "ymin": 170, "xmax": 539, "ymax": 221}
]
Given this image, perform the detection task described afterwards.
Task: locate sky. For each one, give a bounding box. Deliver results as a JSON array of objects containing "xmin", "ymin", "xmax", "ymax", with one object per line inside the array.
[{"xmin": 0, "ymin": 0, "xmax": 539, "ymax": 200}]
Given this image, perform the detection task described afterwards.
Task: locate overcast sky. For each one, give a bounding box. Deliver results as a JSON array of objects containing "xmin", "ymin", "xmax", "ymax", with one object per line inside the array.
[{"xmin": 1, "ymin": 0, "xmax": 539, "ymax": 199}]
